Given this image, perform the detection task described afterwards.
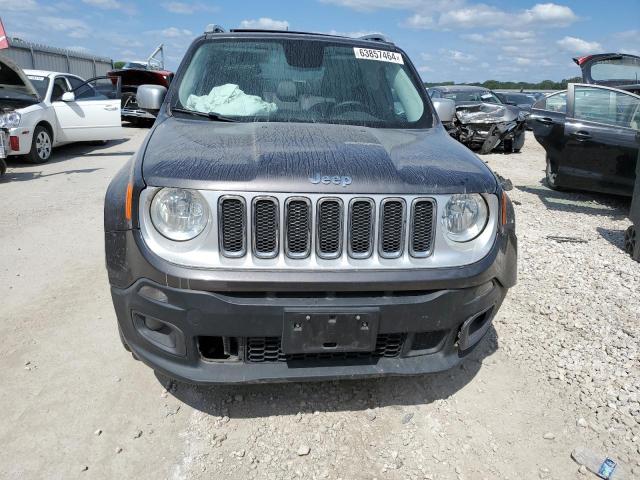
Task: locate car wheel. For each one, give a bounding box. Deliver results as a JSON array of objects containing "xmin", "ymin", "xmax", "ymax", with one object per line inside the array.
[
  {"xmin": 513, "ymin": 131, "xmax": 525, "ymax": 153},
  {"xmin": 25, "ymin": 126, "xmax": 53, "ymax": 164},
  {"xmin": 624, "ymin": 226, "xmax": 636, "ymax": 256},
  {"xmin": 545, "ymin": 156, "xmax": 562, "ymax": 190}
]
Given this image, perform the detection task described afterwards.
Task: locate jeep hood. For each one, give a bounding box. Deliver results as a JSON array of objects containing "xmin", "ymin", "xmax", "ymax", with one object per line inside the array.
[
  {"xmin": 0, "ymin": 54, "xmax": 40, "ymax": 103},
  {"xmin": 142, "ymin": 118, "xmax": 497, "ymax": 194}
]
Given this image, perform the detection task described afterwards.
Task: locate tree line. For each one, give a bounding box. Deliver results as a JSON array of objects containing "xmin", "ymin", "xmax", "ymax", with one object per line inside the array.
[{"xmin": 424, "ymin": 78, "xmax": 582, "ymax": 91}]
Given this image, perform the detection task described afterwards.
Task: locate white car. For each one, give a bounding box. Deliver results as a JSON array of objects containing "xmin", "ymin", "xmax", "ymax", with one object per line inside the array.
[{"xmin": 0, "ymin": 55, "xmax": 123, "ymax": 163}]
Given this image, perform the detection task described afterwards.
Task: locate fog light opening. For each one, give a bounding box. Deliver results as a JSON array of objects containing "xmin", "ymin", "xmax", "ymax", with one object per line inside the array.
[
  {"xmin": 458, "ymin": 306, "xmax": 495, "ymax": 352},
  {"xmin": 198, "ymin": 336, "xmax": 239, "ymax": 361}
]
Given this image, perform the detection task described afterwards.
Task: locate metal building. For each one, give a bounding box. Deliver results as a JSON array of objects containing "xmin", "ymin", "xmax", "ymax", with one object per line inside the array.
[{"xmin": 2, "ymin": 37, "xmax": 113, "ymax": 78}]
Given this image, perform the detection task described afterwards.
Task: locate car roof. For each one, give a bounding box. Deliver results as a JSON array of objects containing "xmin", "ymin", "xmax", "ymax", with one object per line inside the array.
[
  {"xmin": 204, "ymin": 29, "xmax": 399, "ymax": 50},
  {"xmin": 430, "ymin": 85, "xmax": 490, "ymax": 92},
  {"xmin": 23, "ymin": 69, "xmax": 71, "ymax": 78}
]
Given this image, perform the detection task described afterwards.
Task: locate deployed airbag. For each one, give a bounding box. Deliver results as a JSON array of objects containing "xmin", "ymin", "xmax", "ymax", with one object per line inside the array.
[{"xmin": 185, "ymin": 84, "xmax": 277, "ymax": 116}]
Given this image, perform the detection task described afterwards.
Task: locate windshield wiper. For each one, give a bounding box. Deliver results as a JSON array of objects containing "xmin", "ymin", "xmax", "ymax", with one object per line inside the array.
[{"xmin": 172, "ymin": 107, "xmax": 238, "ymax": 122}]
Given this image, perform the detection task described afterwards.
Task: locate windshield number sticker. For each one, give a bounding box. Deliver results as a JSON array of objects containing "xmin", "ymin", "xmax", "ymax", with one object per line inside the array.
[
  {"xmin": 354, "ymin": 48, "xmax": 404, "ymax": 65},
  {"xmin": 27, "ymin": 76, "xmax": 45, "ymax": 81}
]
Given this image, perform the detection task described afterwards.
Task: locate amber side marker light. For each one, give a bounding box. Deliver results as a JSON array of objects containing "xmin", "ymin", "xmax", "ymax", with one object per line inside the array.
[
  {"xmin": 125, "ymin": 183, "xmax": 133, "ymax": 221},
  {"xmin": 501, "ymin": 192, "xmax": 508, "ymax": 226}
]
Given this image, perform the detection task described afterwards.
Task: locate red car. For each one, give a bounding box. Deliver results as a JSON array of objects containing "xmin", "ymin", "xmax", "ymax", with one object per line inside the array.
[{"xmin": 108, "ymin": 61, "xmax": 173, "ymax": 124}]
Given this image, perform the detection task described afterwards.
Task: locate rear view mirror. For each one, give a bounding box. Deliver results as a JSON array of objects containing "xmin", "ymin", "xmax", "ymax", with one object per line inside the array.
[
  {"xmin": 137, "ymin": 84, "xmax": 167, "ymax": 114},
  {"xmin": 432, "ymin": 98, "xmax": 455, "ymax": 123},
  {"xmin": 61, "ymin": 92, "xmax": 75, "ymax": 102}
]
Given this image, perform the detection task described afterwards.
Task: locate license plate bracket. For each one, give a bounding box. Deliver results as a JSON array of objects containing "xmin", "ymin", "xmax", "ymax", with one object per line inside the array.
[{"xmin": 282, "ymin": 308, "xmax": 380, "ymax": 355}]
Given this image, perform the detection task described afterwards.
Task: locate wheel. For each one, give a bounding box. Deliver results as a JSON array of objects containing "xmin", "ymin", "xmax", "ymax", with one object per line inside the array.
[
  {"xmin": 513, "ymin": 130, "xmax": 525, "ymax": 153},
  {"xmin": 624, "ymin": 226, "xmax": 637, "ymax": 258},
  {"xmin": 545, "ymin": 156, "xmax": 562, "ymax": 190},
  {"xmin": 25, "ymin": 126, "xmax": 53, "ymax": 164}
]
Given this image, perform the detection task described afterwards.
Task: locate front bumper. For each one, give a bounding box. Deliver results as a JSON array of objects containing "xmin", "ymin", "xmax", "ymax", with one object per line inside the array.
[{"xmin": 107, "ymin": 227, "xmax": 516, "ymax": 384}]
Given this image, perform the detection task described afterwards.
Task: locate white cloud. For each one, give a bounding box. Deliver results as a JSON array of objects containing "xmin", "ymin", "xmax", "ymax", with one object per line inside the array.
[
  {"xmin": 239, "ymin": 18, "xmax": 290, "ymax": 30},
  {"xmin": 615, "ymin": 30, "xmax": 639, "ymax": 40},
  {"xmin": 445, "ymin": 49, "xmax": 474, "ymax": 64},
  {"xmin": 81, "ymin": 0, "xmax": 136, "ymax": 14},
  {"xmin": 159, "ymin": 27, "xmax": 193, "ymax": 38},
  {"xmin": 37, "ymin": 17, "xmax": 91, "ymax": 38},
  {"xmin": 4, "ymin": 0, "xmax": 39, "ymax": 10},
  {"xmin": 556, "ymin": 36, "xmax": 602, "ymax": 55},
  {"xmin": 405, "ymin": 14, "xmax": 434, "ymax": 29},
  {"xmin": 319, "ymin": 0, "xmax": 423, "ymax": 11},
  {"xmin": 161, "ymin": 2, "xmax": 217, "ymax": 14},
  {"xmin": 520, "ymin": 3, "xmax": 577, "ymax": 26}
]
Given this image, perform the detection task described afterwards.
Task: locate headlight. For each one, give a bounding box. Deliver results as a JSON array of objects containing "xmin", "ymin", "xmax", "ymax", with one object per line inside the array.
[
  {"xmin": 0, "ymin": 111, "xmax": 21, "ymax": 128},
  {"xmin": 443, "ymin": 193, "xmax": 488, "ymax": 242},
  {"xmin": 150, "ymin": 188, "xmax": 209, "ymax": 241}
]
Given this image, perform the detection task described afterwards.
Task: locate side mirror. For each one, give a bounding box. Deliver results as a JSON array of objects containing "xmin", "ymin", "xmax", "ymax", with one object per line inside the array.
[
  {"xmin": 137, "ymin": 84, "xmax": 167, "ymax": 114},
  {"xmin": 432, "ymin": 98, "xmax": 455, "ymax": 123},
  {"xmin": 61, "ymin": 92, "xmax": 75, "ymax": 102}
]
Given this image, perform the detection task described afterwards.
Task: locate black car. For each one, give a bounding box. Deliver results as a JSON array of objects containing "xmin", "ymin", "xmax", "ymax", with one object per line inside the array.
[
  {"xmin": 494, "ymin": 92, "xmax": 536, "ymax": 113},
  {"xmin": 429, "ymin": 85, "xmax": 527, "ymax": 154},
  {"xmin": 529, "ymin": 54, "xmax": 640, "ymax": 195},
  {"xmin": 104, "ymin": 28, "xmax": 517, "ymax": 384}
]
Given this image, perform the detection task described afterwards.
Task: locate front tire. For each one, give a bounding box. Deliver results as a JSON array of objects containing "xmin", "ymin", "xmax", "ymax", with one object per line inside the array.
[
  {"xmin": 545, "ymin": 156, "xmax": 562, "ymax": 190},
  {"xmin": 513, "ymin": 130, "xmax": 525, "ymax": 153},
  {"xmin": 25, "ymin": 126, "xmax": 53, "ymax": 164}
]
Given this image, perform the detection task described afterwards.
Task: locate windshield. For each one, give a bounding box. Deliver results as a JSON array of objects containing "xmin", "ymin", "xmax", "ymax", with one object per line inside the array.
[
  {"xmin": 442, "ymin": 90, "xmax": 501, "ymax": 104},
  {"xmin": 504, "ymin": 93, "xmax": 535, "ymax": 105},
  {"xmin": 123, "ymin": 62, "xmax": 148, "ymax": 70},
  {"xmin": 173, "ymin": 38, "xmax": 430, "ymax": 128},
  {"xmin": 26, "ymin": 76, "xmax": 49, "ymax": 98},
  {"xmin": 590, "ymin": 57, "xmax": 640, "ymax": 83}
]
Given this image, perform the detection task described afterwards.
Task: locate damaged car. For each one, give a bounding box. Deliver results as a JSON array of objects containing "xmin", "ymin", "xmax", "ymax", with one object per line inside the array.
[
  {"xmin": 429, "ymin": 85, "xmax": 527, "ymax": 154},
  {"xmin": 105, "ymin": 28, "xmax": 517, "ymax": 384},
  {"xmin": 529, "ymin": 53, "xmax": 640, "ymax": 195},
  {"xmin": 0, "ymin": 54, "xmax": 123, "ymax": 163}
]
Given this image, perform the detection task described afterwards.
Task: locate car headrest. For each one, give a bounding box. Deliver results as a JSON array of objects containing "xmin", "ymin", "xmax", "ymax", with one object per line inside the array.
[{"xmin": 276, "ymin": 81, "xmax": 298, "ymax": 102}]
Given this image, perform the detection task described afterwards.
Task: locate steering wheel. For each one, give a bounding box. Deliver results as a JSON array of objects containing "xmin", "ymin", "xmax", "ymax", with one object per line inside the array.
[{"xmin": 332, "ymin": 100, "xmax": 372, "ymax": 116}]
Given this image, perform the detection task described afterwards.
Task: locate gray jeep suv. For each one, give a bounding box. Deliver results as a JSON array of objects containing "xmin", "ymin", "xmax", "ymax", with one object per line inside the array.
[{"xmin": 104, "ymin": 28, "xmax": 517, "ymax": 384}]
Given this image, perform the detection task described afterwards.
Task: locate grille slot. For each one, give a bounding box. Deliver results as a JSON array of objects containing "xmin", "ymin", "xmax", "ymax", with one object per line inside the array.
[
  {"xmin": 219, "ymin": 196, "xmax": 246, "ymax": 257},
  {"xmin": 379, "ymin": 199, "xmax": 406, "ymax": 258},
  {"xmin": 285, "ymin": 198, "xmax": 311, "ymax": 258},
  {"xmin": 410, "ymin": 199, "xmax": 435, "ymax": 257},
  {"xmin": 316, "ymin": 198, "xmax": 343, "ymax": 259},
  {"xmin": 349, "ymin": 199, "xmax": 374, "ymax": 258},
  {"xmin": 253, "ymin": 197, "xmax": 279, "ymax": 258},
  {"xmin": 246, "ymin": 333, "xmax": 406, "ymax": 362}
]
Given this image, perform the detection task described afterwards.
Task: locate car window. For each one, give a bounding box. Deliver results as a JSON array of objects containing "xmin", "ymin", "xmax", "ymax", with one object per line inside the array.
[
  {"xmin": 535, "ymin": 91, "xmax": 567, "ymax": 113},
  {"xmin": 174, "ymin": 39, "xmax": 430, "ymax": 128},
  {"xmin": 51, "ymin": 77, "xmax": 70, "ymax": 102},
  {"xmin": 573, "ymin": 86, "xmax": 640, "ymax": 129},
  {"xmin": 26, "ymin": 75, "xmax": 50, "ymax": 99},
  {"xmin": 66, "ymin": 76, "xmax": 85, "ymax": 90},
  {"xmin": 73, "ymin": 77, "xmax": 118, "ymax": 101},
  {"xmin": 442, "ymin": 90, "xmax": 501, "ymax": 104}
]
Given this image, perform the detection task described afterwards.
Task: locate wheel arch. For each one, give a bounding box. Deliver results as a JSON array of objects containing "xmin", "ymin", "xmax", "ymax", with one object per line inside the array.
[{"xmin": 35, "ymin": 120, "xmax": 55, "ymax": 144}]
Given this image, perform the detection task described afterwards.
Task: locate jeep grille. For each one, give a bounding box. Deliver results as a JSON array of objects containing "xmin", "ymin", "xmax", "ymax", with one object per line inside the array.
[{"xmin": 218, "ymin": 195, "xmax": 435, "ymax": 261}]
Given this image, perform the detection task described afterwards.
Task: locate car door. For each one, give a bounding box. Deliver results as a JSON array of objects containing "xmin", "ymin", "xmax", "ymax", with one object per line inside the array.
[
  {"xmin": 562, "ymin": 84, "xmax": 640, "ymax": 196},
  {"xmin": 52, "ymin": 76, "xmax": 122, "ymax": 142},
  {"xmin": 528, "ymin": 91, "xmax": 568, "ymax": 168}
]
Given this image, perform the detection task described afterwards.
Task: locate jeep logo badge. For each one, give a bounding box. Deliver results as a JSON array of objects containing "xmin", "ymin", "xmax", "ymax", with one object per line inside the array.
[{"xmin": 309, "ymin": 173, "xmax": 352, "ymax": 187}]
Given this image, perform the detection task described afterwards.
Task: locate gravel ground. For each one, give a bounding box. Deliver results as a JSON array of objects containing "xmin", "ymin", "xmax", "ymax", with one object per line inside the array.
[{"xmin": 0, "ymin": 130, "xmax": 638, "ymax": 479}]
